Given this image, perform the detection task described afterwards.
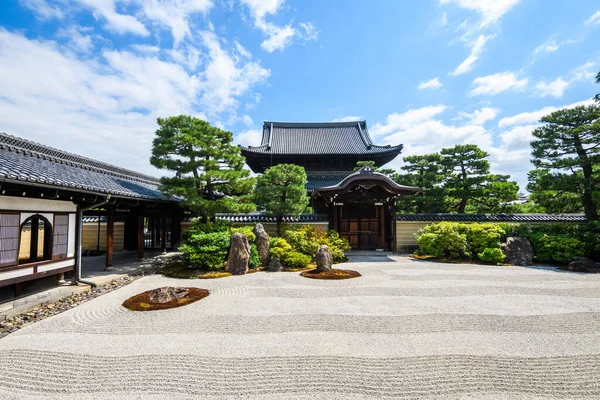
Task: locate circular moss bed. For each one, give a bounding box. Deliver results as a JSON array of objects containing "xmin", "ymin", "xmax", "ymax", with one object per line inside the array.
[
  {"xmin": 122, "ymin": 287, "xmax": 209, "ymax": 311},
  {"xmin": 300, "ymin": 269, "xmax": 361, "ymax": 280}
]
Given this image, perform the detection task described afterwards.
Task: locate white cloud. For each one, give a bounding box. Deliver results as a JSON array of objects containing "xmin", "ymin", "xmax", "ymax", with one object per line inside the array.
[
  {"xmin": 75, "ymin": 0, "xmax": 150, "ymax": 36},
  {"xmin": 440, "ymin": 0, "xmax": 522, "ymax": 28},
  {"xmin": 134, "ymin": 0, "xmax": 213, "ymax": 46},
  {"xmin": 234, "ymin": 41, "xmax": 252, "ymax": 59},
  {"xmin": 240, "ymin": 0, "xmax": 316, "ymax": 52},
  {"xmin": 0, "ymin": 28, "xmax": 269, "ymax": 175},
  {"xmin": 418, "ymin": 77, "xmax": 442, "ymax": 89},
  {"xmin": 298, "ymin": 22, "xmax": 318, "ymax": 41},
  {"xmin": 20, "ymin": 0, "xmax": 65, "ymax": 19},
  {"xmin": 58, "ymin": 25, "xmax": 94, "ymax": 53},
  {"xmin": 235, "ymin": 128, "xmax": 262, "ymax": 146},
  {"xmin": 457, "ymin": 107, "xmax": 500, "ymax": 125},
  {"xmin": 533, "ymin": 39, "xmax": 559, "ymax": 56},
  {"xmin": 535, "ymin": 77, "xmax": 569, "ymax": 98},
  {"xmin": 371, "ymin": 105, "xmax": 447, "ymax": 138},
  {"xmin": 332, "ymin": 116, "xmax": 362, "ymax": 122},
  {"xmin": 497, "ymin": 99, "xmax": 595, "ymax": 128},
  {"xmin": 586, "ymin": 10, "xmax": 600, "ymax": 25},
  {"xmin": 570, "ymin": 61, "xmax": 597, "ymax": 82},
  {"xmin": 452, "ymin": 34, "xmax": 493, "ymax": 76},
  {"xmin": 260, "ymin": 24, "xmax": 295, "ymax": 52},
  {"xmin": 469, "ymin": 71, "xmax": 528, "ymax": 96}
]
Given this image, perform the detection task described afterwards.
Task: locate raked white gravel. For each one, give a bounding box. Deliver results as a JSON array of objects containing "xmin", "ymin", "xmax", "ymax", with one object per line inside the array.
[{"xmin": 1, "ymin": 257, "xmax": 600, "ymax": 399}]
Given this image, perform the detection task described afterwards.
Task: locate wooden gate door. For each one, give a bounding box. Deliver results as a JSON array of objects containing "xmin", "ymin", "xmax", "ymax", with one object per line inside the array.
[{"xmin": 338, "ymin": 206, "xmax": 381, "ymax": 250}]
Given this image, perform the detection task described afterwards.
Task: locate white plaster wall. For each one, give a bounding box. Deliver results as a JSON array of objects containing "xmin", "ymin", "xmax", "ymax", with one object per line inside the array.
[
  {"xmin": 37, "ymin": 259, "xmax": 74, "ymax": 273},
  {"xmin": 0, "ymin": 197, "xmax": 76, "ymax": 212},
  {"xmin": 67, "ymin": 213, "xmax": 76, "ymax": 257},
  {"xmin": 0, "ymin": 267, "xmax": 34, "ymax": 281},
  {"xmin": 20, "ymin": 212, "xmax": 54, "ymax": 225}
]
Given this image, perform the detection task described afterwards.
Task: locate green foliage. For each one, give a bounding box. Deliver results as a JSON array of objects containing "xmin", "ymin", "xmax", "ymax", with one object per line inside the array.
[
  {"xmin": 529, "ymin": 234, "xmax": 584, "ymax": 264},
  {"xmin": 254, "ymin": 164, "xmax": 309, "ymax": 235},
  {"xmin": 179, "ymin": 231, "xmax": 230, "ymax": 270},
  {"xmin": 150, "ymin": 115, "xmax": 256, "ymax": 221},
  {"xmin": 393, "ymin": 154, "xmax": 446, "ymax": 213},
  {"xmin": 528, "ymin": 105, "xmax": 600, "ymax": 221},
  {"xmin": 478, "ymin": 248, "xmax": 506, "ymax": 264},
  {"xmin": 249, "ymin": 243, "xmax": 261, "ymax": 269},
  {"xmin": 324, "ymin": 230, "xmax": 351, "ymax": 262},
  {"xmin": 441, "ymin": 144, "xmax": 519, "ymax": 213},
  {"xmin": 415, "ymin": 222, "xmax": 469, "ymax": 259},
  {"xmin": 230, "ymin": 226, "xmax": 256, "ymax": 243},
  {"xmin": 415, "ymin": 222, "xmax": 506, "ymax": 264},
  {"xmin": 182, "ymin": 219, "xmax": 231, "ymax": 241},
  {"xmin": 282, "ymin": 225, "xmax": 350, "ymax": 263},
  {"xmin": 269, "ymin": 237, "xmax": 293, "ymax": 261},
  {"xmin": 280, "ymin": 251, "xmax": 312, "ymax": 269},
  {"xmin": 467, "ymin": 223, "xmax": 505, "ymax": 256}
]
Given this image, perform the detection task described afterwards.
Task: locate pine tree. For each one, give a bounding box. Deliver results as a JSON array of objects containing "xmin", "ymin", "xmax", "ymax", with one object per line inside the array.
[
  {"xmin": 150, "ymin": 115, "xmax": 255, "ymax": 221},
  {"xmin": 393, "ymin": 154, "xmax": 446, "ymax": 213},
  {"xmin": 529, "ymin": 105, "xmax": 600, "ymax": 221},
  {"xmin": 254, "ymin": 164, "xmax": 309, "ymax": 236}
]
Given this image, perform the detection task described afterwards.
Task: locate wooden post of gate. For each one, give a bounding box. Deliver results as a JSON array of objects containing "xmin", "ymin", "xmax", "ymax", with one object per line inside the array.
[
  {"xmin": 105, "ymin": 205, "xmax": 114, "ymax": 270},
  {"xmin": 161, "ymin": 216, "xmax": 167, "ymax": 254},
  {"xmin": 378, "ymin": 205, "xmax": 385, "ymax": 249}
]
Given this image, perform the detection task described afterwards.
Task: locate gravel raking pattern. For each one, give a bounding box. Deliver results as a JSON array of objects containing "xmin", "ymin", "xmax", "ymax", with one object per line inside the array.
[{"xmin": 1, "ymin": 259, "xmax": 600, "ymax": 399}]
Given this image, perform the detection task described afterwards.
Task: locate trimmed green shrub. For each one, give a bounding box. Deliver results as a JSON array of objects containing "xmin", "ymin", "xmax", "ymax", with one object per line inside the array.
[
  {"xmin": 282, "ymin": 225, "xmax": 351, "ymax": 263},
  {"xmin": 230, "ymin": 226, "xmax": 256, "ymax": 242},
  {"xmin": 529, "ymin": 234, "xmax": 584, "ymax": 264},
  {"xmin": 467, "ymin": 223, "xmax": 505, "ymax": 257},
  {"xmin": 249, "ymin": 243, "xmax": 260, "ymax": 269},
  {"xmin": 478, "ymin": 248, "xmax": 505, "ymax": 264},
  {"xmin": 182, "ymin": 219, "xmax": 230, "ymax": 241},
  {"xmin": 415, "ymin": 222, "xmax": 469, "ymax": 259},
  {"xmin": 281, "ymin": 251, "xmax": 311, "ymax": 269},
  {"xmin": 270, "ymin": 237, "xmax": 293, "ymax": 260},
  {"xmin": 179, "ymin": 231, "xmax": 230, "ymax": 270}
]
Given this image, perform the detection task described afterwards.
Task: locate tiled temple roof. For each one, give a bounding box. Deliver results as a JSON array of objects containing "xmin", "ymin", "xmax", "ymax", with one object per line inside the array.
[
  {"xmin": 241, "ymin": 121, "xmax": 402, "ymax": 155},
  {"xmin": 396, "ymin": 214, "xmax": 587, "ymax": 222},
  {"xmin": 0, "ymin": 132, "xmax": 170, "ymax": 201},
  {"xmin": 215, "ymin": 213, "xmax": 329, "ymax": 223}
]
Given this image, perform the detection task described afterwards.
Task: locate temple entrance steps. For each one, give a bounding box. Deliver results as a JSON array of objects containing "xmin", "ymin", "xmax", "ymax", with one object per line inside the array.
[{"xmin": 344, "ymin": 250, "xmax": 396, "ymax": 263}]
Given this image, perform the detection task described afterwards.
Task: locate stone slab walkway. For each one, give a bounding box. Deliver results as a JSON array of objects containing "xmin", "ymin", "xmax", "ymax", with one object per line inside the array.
[{"xmin": 1, "ymin": 257, "xmax": 600, "ymax": 398}]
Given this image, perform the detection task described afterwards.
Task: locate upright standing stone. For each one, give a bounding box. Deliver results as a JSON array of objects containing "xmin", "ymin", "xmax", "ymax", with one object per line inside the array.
[
  {"xmin": 315, "ymin": 245, "xmax": 333, "ymax": 272},
  {"xmin": 500, "ymin": 237, "xmax": 534, "ymax": 266},
  {"xmin": 268, "ymin": 256, "xmax": 283, "ymax": 272},
  {"xmin": 226, "ymin": 233, "xmax": 250, "ymax": 275},
  {"xmin": 253, "ymin": 223, "xmax": 270, "ymax": 266}
]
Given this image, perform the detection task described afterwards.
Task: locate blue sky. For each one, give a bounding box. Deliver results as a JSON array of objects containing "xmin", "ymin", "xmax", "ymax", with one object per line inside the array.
[{"xmin": 0, "ymin": 0, "xmax": 599, "ymax": 191}]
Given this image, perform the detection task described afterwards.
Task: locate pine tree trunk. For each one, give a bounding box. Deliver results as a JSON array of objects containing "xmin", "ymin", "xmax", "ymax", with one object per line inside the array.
[{"xmin": 276, "ymin": 218, "xmax": 283, "ymax": 237}]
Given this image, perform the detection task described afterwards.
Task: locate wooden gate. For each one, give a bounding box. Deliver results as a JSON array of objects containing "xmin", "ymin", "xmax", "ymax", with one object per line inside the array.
[{"xmin": 338, "ymin": 206, "xmax": 382, "ymax": 250}]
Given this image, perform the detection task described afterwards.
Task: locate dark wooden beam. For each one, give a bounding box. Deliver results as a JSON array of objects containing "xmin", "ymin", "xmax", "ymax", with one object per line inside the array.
[
  {"xmin": 105, "ymin": 205, "xmax": 115, "ymax": 270},
  {"xmin": 161, "ymin": 216, "xmax": 167, "ymax": 254}
]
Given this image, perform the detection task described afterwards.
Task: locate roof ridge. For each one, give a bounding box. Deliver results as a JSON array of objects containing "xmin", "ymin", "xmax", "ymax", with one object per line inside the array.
[
  {"xmin": 0, "ymin": 132, "xmax": 159, "ymax": 185},
  {"xmin": 263, "ymin": 121, "xmax": 367, "ymax": 128}
]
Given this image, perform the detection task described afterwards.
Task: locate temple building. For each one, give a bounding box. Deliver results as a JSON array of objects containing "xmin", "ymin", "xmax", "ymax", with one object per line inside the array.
[{"xmin": 241, "ymin": 121, "xmax": 420, "ymax": 251}]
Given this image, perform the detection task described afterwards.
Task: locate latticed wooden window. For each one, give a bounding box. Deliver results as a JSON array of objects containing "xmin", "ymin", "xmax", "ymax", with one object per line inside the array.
[
  {"xmin": 0, "ymin": 213, "xmax": 20, "ymax": 268},
  {"xmin": 53, "ymin": 214, "xmax": 69, "ymax": 259}
]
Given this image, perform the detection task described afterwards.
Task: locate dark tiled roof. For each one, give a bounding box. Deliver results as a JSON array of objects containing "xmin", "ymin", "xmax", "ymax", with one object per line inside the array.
[
  {"xmin": 315, "ymin": 165, "xmax": 420, "ymax": 195},
  {"xmin": 241, "ymin": 121, "xmax": 402, "ymax": 155},
  {"xmin": 396, "ymin": 214, "xmax": 587, "ymax": 222},
  {"xmin": 82, "ymin": 216, "xmax": 126, "ymax": 223},
  {"xmin": 0, "ymin": 132, "xmax": 170, "ymax": 201},
  {"xmin": 216, "ymin": 213, "xmax": 329, "ymax": 223}
]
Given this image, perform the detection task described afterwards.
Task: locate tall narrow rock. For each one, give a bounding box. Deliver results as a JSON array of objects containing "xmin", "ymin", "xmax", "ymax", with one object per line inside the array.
[
  {"xmin": 315, "ymin": 245, "xmax": 333, "ymax": 272},
  {"xmin": 253, "ymin": 223, "xmax": 270, "ymax": 266},
  {"xmin": 226, "ymin": 233, "xmax": 250, "ymax": 275}
]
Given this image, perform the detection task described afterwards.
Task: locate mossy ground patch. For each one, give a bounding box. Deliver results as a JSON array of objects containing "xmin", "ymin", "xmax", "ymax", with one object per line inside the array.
[
  {"xmin": 300, "ymin": 269, "xmax": 361, "ymax": 280},
  {"xmin": 122, "ymin": 287, "xmax": 209, "ymax": 311}
]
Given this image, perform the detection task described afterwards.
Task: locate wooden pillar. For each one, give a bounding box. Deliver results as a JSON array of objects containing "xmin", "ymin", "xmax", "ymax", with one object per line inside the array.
[
  {"xmin": 378, "ymin": 205, "xmax": 385, "ymax": 249},
  {"xmin": 161, "ymin": 216, "xmax": 167, "ymax": 254},
  {"xmin": 105, "ymin": 206, "xmax": 114, "ymax": 270},
  {"xmin": 171, "ymin": 208, "xmax": 181, "ymax": 247},
  {"xmin": 30, "ymin": 217, "xmax": 39, "ymax": 263},
  {"xmin": 137, "ymin": 215, "xmax": 145, "ymax": 260},
  {"xmin": 332, "ymin": 205, "xmax": 338, "ymax": 232}
]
